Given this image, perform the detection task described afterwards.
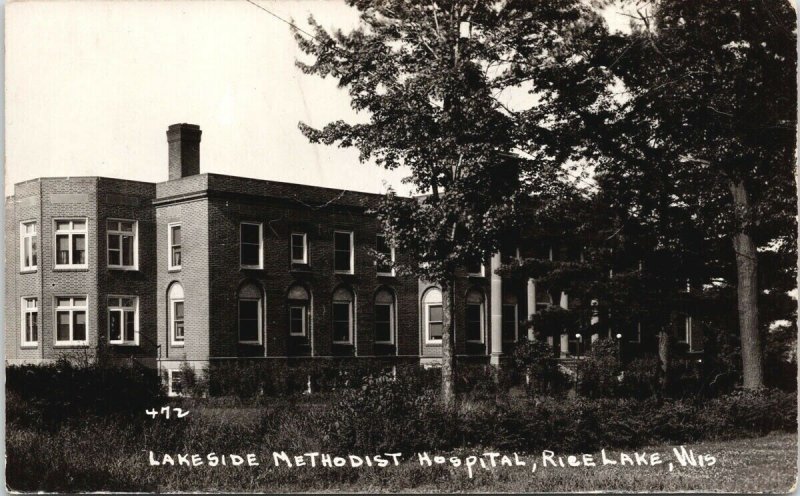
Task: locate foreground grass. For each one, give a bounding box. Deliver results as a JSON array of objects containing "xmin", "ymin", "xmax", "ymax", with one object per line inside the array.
[{"xmin": 7, "ymin": 402, "xmax": 796, "ymax": 493}]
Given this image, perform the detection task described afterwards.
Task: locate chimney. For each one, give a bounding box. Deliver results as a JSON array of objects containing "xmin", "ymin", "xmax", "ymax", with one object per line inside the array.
[{"xmin": 167, "ymin": 123, "xmax": 202, "ymax": 180}]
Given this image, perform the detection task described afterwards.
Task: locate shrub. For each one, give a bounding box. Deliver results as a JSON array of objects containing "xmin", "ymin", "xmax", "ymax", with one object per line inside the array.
[
  {"xmin": 618, "ymin": 355, "xmax": 661, "ymax": 399},
  {"xmin": 511, "ymin": 339, "xmax": 570, "ymax": 396},
  {"xmin": 577, "ymin": 338, "xmax": 621, "ymax": 398}
]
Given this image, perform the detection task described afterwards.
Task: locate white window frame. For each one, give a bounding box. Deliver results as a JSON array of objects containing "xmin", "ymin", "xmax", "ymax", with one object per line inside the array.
[
  {"xmin": 53, "ymin": 218, "xmax": 88, "ymax": 269},
  {"xmin": 289, "ymin": 305, "xmax": 308, "ymax": 337},
  {"xmin": 20, "ymin": 221, "xmax": 38, "ymax": 272},
  {"xmin": 680, "ymin": 316, "xmax": 692, "ymax": 345},
  {"xmin": 240, "ymin": 221, "xmax": 264, "ymax": 270},
  {"xmin": 168, "ymin": 223, "xmax": 182, "ymax": 271},
  {"xmin": 107, "ymin": 296, "xmax": 139, "ymax": 346},
  {"xmin": 374, "ymin": 302, "xmax": 395, "ymax": 345},
  {"xmin": 170, "ymin": 298, "xmax": 185, "ymax": 347},
  {"xmin": 332, "ymin": 300, "xmax": 354, "ymax": 344},
  {"xmin": 502, "ymin": 303, "xmax": 518, "ymax": 343},
  {"xmin": 424, "ymin": 302, "xmax": 444, "ymax": 345},
  {"xmin": 21, "ymin": 297, "xmax": 39, "ymax": 347},
  {"xmin": 238, "ymin": 297, "xmax": 263, "ymax": 344},
  {"xmin": 167, "ymin": 369, "xmax": 184, "ymax": 397},
  {"xmin": 53, "ymin": 295, "xmax": 89, "ymax": 347},
  {"xmin": 375, "ymin": 234, "xmax": 396, "ymax": 276},
  {"xmin": 333, "ymin": 230, "xmax": 354, "ymax": 274},
  {"xmin": 465, "ymin": 302, "xmax": 485, "ymax": 344},
  {"xmin": 467, "ymin": 262, "xmax": 485, "ymax": 278},
  {"xmin": 290, "ymin": 232, "xmax": 308, "ymax": 264},
  {"xmin": 107, "ymin": 219, "xmax": 138, "ymax": 270}
]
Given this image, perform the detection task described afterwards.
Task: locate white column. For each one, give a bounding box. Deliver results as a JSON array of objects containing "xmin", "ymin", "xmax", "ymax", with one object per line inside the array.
[
  {"xmin": 490, "ymin": 252, "xmax": 503, "ymax": 366},
  {"xmin": 560, "ymin": 333, "xmax": 569, "ymax": 358},
  {"xmin": 526, "ymin": 279, "xmax": 536, "ymax": 341},
  {"xmin": 560, "ymin": 291, "xmax": 569, "ymax": 309},
  {"xmin": 590, "ymin": 299, "xmax": 599, "ymax": 343}
]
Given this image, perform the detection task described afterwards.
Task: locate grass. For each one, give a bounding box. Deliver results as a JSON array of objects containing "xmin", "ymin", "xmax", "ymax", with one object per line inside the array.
[{"xmin": 7, "ymin": 397, "xmax": 797, "ymax": 493}]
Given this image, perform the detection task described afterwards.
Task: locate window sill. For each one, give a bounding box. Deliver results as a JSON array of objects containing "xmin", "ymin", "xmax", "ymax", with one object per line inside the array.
[
  {"xmin": 170, "ymin": 343, "xmax": 185, "ymax": 348},
  {"xmin": 20, "ymin": 268, "xmax": 38, "ymax": 274},
  {"xmin": 20, "ymin": 344, "xmax": 39, "ymax": 349},
  {"xmin": 334, "ymin": 271, "xmax": 355, "ymax": 276},
  {"xmin": 290, "ymin": 264, "xmax": 312, "ymax": 272},
  {"xmin": 54, "ymin": 343, "xmax": 89, "ymax": 348},
  {"xmin": 167, "ymin": 268, "xmax": 182, "ymax": 273},
  {"xmin": 332, "ymin": 342, "xmax": 354, "ymax": 346},
  {"xmin": 108, "ymin": 266, "xmax": 139, "ymax": 272},
  {"xmin": 375, "ymin": 341, "xmax": 395, "ymax": 346},
  {"xmin": 240, "ymin": 266, "xmax": 264, "ymax": 271},
  {"xmin": 289, "ymin": 333, "xmax": 308, "ymax": 338},
  {"xmin": 466, "ymin": 341, "xmax": 485, "ymax": 345},
  {"xmin": 424, "ymin": 341, "xmax": 443, "ymax": 346},
  {"xmin": 238, "ymin": 341, "xmax": 262, "ymax": 345},
  {"xmin": 54, "ymin": 267, "xmax": 89, "ymax": 272},
  {"xmin": 109, "ymin": 342, "xmax": 139, "ymax": 347},
  {"xmin": 376, "ymin": 272, "xmax": 396, "ymax": 278}
]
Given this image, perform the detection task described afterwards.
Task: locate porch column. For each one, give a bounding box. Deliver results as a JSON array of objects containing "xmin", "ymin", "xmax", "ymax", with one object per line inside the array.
[
  {"xmin": 526, "ymin": 279, "xmax": 536, "ymax": 341},
  {"xmin": 490, "ymin": 252, "xmax": 503, "ymax": 366},
  {"xmin": 560, "ymin": 333, "xmax": 569, "ymax": 358},
  {"xmin": 590, "ymin": 299, "xmax": 600, "ymax": 343},
  {"xmin": 560, "ymin": 291, "xmax": 569, "ymax": 309}
]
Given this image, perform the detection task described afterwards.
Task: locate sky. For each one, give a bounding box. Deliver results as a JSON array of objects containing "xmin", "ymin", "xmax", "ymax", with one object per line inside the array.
[{"xmin": 5, "ymin": 0, "xmax": 633, "ymax": 198}]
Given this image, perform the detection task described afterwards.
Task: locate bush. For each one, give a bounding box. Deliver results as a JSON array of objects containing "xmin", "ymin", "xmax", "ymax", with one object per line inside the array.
[
  {"xmin": 577, "ymin": 338, "xmax": 621, "ymax": 398},
  {"xmin": 511, "ymin": 339, "xmax": 570, "ymax": 396},
  {"xmin": 617, "ymin": 355, "xmax": 661, "ymax": 399},
  {"xmin": 6, "ymin": 359, "xmax": 164, "ymax": 428}
]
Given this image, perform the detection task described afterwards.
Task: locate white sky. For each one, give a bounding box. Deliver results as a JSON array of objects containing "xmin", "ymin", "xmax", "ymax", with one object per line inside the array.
[{"xmin": 5, "ymin": 0, "xmax": 633, "ymax": 198}]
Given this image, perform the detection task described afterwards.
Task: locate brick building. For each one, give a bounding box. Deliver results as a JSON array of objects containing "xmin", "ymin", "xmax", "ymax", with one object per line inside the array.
[{"xmin": 5, "ymin": 123, "xmax": 701, "ymax": 393}]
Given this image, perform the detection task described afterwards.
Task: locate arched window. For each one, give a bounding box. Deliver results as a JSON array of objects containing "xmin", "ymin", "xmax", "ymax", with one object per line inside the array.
[
  {"xmin": 168, "ymin": 283, "xmax": 185, "ymax": 346},
  {"xmin": 502, "ymin": 292, "xmax": 518, "ymax": 343},
  {"xmin": 422, "ymin": 288, "xmax": 443, "ymax": 344},
  {"xmin": 374, "ymin": 289, "xmax": 395, "ymax": 344},
  {"xmin": 288, "ymin": 284, "xmax": 310, "ymax": 337},
  {"xmin": 332, "ymin": 287, "xmax": 354, "ymax": 344},
  {"xmin": 465, "ymin": 289, "xmax": 485, "ymax": 343},
  {"xmin": 238, "ymin": 283, "xmax": 263, "ymax": 344}
]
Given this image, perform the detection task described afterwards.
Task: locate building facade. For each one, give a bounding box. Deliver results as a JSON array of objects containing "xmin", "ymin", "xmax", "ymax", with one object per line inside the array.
[{"xmin": 5, "ymin": 124, "xmax": 702, "ymax": 392}]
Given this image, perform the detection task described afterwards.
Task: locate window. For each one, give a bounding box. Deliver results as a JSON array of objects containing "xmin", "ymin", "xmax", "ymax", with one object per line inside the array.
[
  {"xmin": 54, "ymin": 219, "xmax": 87, "ymax": 269},
  {"xmin": 332, "ymin": 287, "xmax": 354, "ymax": 344},
  {"xmin": 108, "ymin": 296, "xmax": 138, "ymax": 345},
  {"xmin": 107, "ymin": 220, "xmax": 137, "ymax": 269},
  {"xmin": 333, "ymin": 231, "xmax": 354, "ymax": 273},
  {"xmin": 238, "ymin": 284, "xmax": 263, "ymax": 344},
  {"xmin": 679, "ymin": 316, "xmax": 692, "ymax": 344},
  {"xmin": 374, "ymin": 289, "xmax": 395, "ymax": 344},
  {"xmin": 502, "ymin": 297, "xmax": 518, "ymax": 343},
  {"xmin": 288, "ymin": 284, "xmax": 311, "ymax": 337},
  {"xmin": 20, "ymin": 221, "xmax": 38, "ymax": 271},
  {"xmin": 423, "ymin": 288, "xmax": 443, "ymax": 344},
  {"xmin": 54, "ymin": 296, "xmax": 88, "ymax": 346},
  {"xmin": 466, "ymin": 260, "xmax": 485, "ymax": 277},
  {"xmin": 167, "ymin": 369, "xmax": 184, "ymax": 397},
  {"xmin": 376, "ymin": 234, "xmax": 395, "ymax": 275},
  {"xmin": 465, "ymin": 289, "xmax": 485, "ymax": 343},
  {"xmin": 168, "ymin": 224, "xmax": 182, "ymax": 270},
  {"xmin": 21, "ymin": 297, "xmax": 38, "ymax": 346},
  {"xmin": 240, "ymin": 222, "xmax": 263, "ymax": 269},
  {"xmin": 291, "ymin": 232, "xmax": 308, "ymax": 264},
  {"xmin": 535, "ymin": 291, "xmax": 553, "ymax": 313},
  {"xmin": 169, "ymin": 283, "xmax": 185, "ymax": 346},
  {"xmin": 629, "ymin": 322, "xmax": 642, "ymax": 344}
]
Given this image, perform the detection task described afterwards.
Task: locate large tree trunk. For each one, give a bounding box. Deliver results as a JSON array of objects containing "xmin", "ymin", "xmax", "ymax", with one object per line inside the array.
[
  {"xmin": 657, "ymin": 326, "xmax": 671, "ymax": 393},
  {"xmin": 440, "ymin": 280, "xmax": 457, "ymax": 409},
  {"xmin": 729, "ymin": 180, "xmax": 764, "ymax": 389}
]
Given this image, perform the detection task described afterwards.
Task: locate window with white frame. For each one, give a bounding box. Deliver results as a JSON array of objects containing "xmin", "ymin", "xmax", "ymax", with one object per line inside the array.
[
  {"xmin": 55, "ymin": 296, "xmax": 88, "ymax": 345},
  {"xmin": 291, "ymin": 232, "xmax": 308, "ymax": 264},
  {"xmin": 107, "ymin": 220, "xmax": 137, "ymax": 269},
  {"xmin": 169, "ymin": 283, "xmax": 185, "ymax": 346},
  {"xmin": 167, "ymin": 369, "xmax": 184, "ymax": 397},
  {"xmin": 333, "ymin": 231, "xmax": 354, "ymax": 273},
  {"xmin": 465, "ymin": 289, "xmax": 485, "ymax": 343},
  {"xmin": 240, "ymin": 222, "xmax": 263, "ymax": 269},
  {"xmin": 168, "ymin": 224, "xmax": 182, "ymax": 270},
  {"xmin": 375, "ymin": 234, "xmax": 395, "ymax": 275},
  {"xmin": 238, "ymin": 283, "xmax": 263, "ymax": 344},
  {"xmin": 502, "ymin": 293, "xmax": 518, "ymax": 343},
  {"xmin": 374, "ymin": 289, "xmax": 395, "ymax": 344},
  {"xmin": 679, "ymin": 316, "xmax": 692, "ymax": 344},
  {"xmin": 332, "ymin": 287, "xmax": 354, "ymax": 344},
  {"xmin": 108, "ymin": 296, "xmax": 138, "ymax": 345},
  {"xmin": 288, "ymin": 284, "xmax": 310, "ymax": 337},
  {"xmin": 54, "ymin": 219, "xmax": 87, "ymax": 268},
  {"xmin": 423, "ymin": 288, "xmax": 443, "ymax": 344},
  {"xmin": 466, "ymin": 260, "xmax": 485, "ymax": 277},
  {"xmin": 20, "ymin": 221, "xmax": 38, "ymax": 271},
  {"xmin": 21, "ymin": 297, "xmax": 38, "ymax": 346}
]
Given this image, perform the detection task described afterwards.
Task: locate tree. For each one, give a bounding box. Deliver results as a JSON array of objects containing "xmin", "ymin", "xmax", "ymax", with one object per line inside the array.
[
  {"xmin": 293, "ymin": 0, "xmax": 610, "ymax": 406},
  {"xmin": 604, "ymin": 0, "xmax": 796, "ymax": 388}
]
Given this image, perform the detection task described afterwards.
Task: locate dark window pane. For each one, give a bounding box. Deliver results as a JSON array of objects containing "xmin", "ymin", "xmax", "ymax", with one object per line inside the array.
[
  {"xmin": 334, "ymin": 232, "xmax": 350, "ymax": 250},
  {"xmin": 125, "ymin": 311, "xmax": 136, "ymax": 341},
  {"xmin": 375, "ymin": 304, "xmax": 391, "ymax": 323},
  {"xmin": 73, "ymin": 312, "xmax": 87, "ymax": 341},
  {"xmin": 429, "ymin": 323, "xmax": 443, "ymax": 339},
  {"xmin": 56, "ymin": 235, "xmax": 70, "ymax": 264},
  {"xmin": 172, "ymin": 247, "xmax": 181, "ymax": 267},
  {"xmin": 428, "ymin": 305, "xmax": 442, "ymax": 323},
  {"xmin": 241, "ymin": 244, "xmax": 260, "ymax": 266},
  {"xmin": 289, "ymin": 307, "xmax": 305, "ymax": 335},
  {"xmin": 108, "ymin": 234, "xmax": 120, "ymax": 250},
  {"xmin": 332, "ymin": 302, "xmax": 350, "ymax": 342},
  {"xmin": 171, "ymin": 226, "xmax": 181, "ymax": 245},
  {"xmin": 291, "ymin": 234, "xmax": 305, "ymax": 261},
  {"xmin": 333, "ymin": 302, "xmax": 350, "ymax": 321},
  {"xmin": 122, "ymin": 236, "xmax": 134, "ymax": 266},
  {"xmin": 31, "ymin": 237, "xmax": 37, "ymax": 266},
  {"xmin": 239, "ymin": 319, "xmax": 259, "ymax": 342},
  {"xmin": 241, "ymin": 224, "xmax": 260, "ymax": 244},
  {"xmin": 73, "ymin": 235, "xmax": 86, "ymax": 264},
  {"xmin": 375, "ymin": 322, "xmax": 391, "ymax": 342},
  {"xmin": 502, "ymin": 305, "xmax": 516, "ymax": 342},
  {"xmin": 109, "ymin": 249, "xmax": 121, "ymax": 266},
  {"xmin": 333, "ymin": 321, "xmax": 350, "ymax": 342},
  {"xmin": 466, "ymin": 304, "xmax": 481, "ymax": 341},
  {"xmin": 239, "ymin": 300, "xmax": 259, "ymax": 320},
  {"xmin": 57, "ymin": 312, "xmax": 70, "ymax": 341},
  {"xmin": 334, "ymin": 250, "xmax": 350, "ymax": 271},
  {"xmin": 109, "ymin": 311, "xmax": 121, "ymax": 341},
  {"xmin": 171, "ymin": 372, "xmax": 184, "ymax": 395},
  {"xmin": 174, "ymin": 301, "xmax": 184, "ymax": 319}
]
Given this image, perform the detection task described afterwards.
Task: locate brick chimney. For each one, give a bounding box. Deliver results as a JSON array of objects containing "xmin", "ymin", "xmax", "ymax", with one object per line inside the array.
[{"xmin": 167, "ymin": 123, "xmax": 202, "ymax": 180}]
